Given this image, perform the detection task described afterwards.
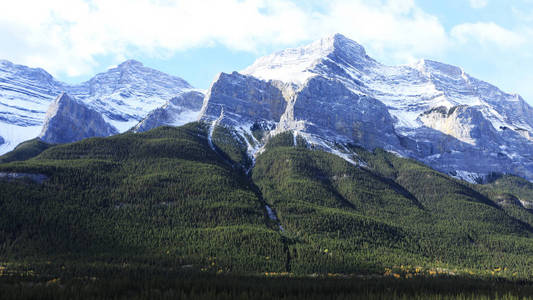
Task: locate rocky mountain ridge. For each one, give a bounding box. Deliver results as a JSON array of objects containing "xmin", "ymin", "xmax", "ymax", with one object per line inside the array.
[
  {"xmin": 2, "ymin": 34, "xmax": 533, "ymax": 182},
  {"xmin": 39, "ymin": 93, "xmax": 118, "ymax": 144},
  {"xmin": 202, "ymin": 33, "xmax": 533, "ymax": 182},
  {"xmin": 0, "ymin": 59, "xmax": 198, "ymax": 153}
]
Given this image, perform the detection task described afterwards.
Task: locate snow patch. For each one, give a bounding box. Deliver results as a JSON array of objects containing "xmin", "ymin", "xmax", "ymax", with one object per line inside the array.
[
  {"xmin": 265, "ymin": 204, "xmax": 284, "ymax": 232},
  {"xmin": 171, "ymin": 109, "xmax": 202, "ymax": 127},
  {"xmin": 0, "ymin": 172, "xmax": 47, "ymax": 183},
  {"xmin": 450, "ymin": 170, "xmax": 486, "ymax": 184},
  {"xmin": 208, "ymin": 107, "xmax": 224, "ymax": 152},
  {"xmin": 0, "ymin": 123, "xmax": 41, "ymax": 155}
]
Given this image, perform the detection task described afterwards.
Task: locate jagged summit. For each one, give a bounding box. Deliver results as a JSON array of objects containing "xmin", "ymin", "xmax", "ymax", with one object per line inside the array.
[
  {"xmin": 39, "ymin": 93, "xmax": 117, "ymax": 144},
  {"xmin": 327, "ymin": 33, "xmax": 369, "ymax": 59},
  {"xmin": 210, "ymin": 34, "xmax": 533, "ymax": 182},
  {"xmin": 68, "ymin": 59, "xmax": 193, "ymax": 131},
  {"xmin": 410, "ymin": 59, "xmax": 467, "ymax": 80},
  {"xmin": 0, "ymin": 58, "xmax": 194, "ymax": 154},
  {"xmin": 117, "ymin": 59, "xmax": 144, "ymax": 68},
  {"xmin": 3, "ymin": 35, "xmax": 533, "ymax": 182},
  {"xmin": 242, "ymin": 33, "xmax": 371, "ymax": 84},
  {"xmin": 0, "ymin": 59, "xmax": 60, "ymax": 85}
]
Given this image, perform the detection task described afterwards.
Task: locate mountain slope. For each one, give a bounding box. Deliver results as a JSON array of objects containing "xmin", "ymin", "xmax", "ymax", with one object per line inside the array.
[
  {"xmin": 0, "ymin": 59, "xmax": 195, "ymax": 154},
  {"xmin": 0, "ymin": 138, "xmax": 52, "ymax": 164},
  {"xmin": 0, "ymin": 123, "xmax": 286, "ymax": 273},
  {"xmin": 39, "ymin": 93, "xmax": 118, "ymax": 143},
  {"xmin": 133, "ymin": 90, "xmax": 204, "ymax": 133},
  {"xmin": 238, "ymin": 33, "xmax": 533, "ymax": 181},
  {"xmin": 68, "ymin": 59, "xmax": 195, "ymax": 131},
  {"xmin": 2, "ymin": 123, "xmax": 533, "ymax": 277},
  {"xmin": 252, "ymin": 132, "xmax": 533, "ymax": 274},
  {"xmin": 0, "ymin": 60, "xmax": 65, "ymax": 154}
]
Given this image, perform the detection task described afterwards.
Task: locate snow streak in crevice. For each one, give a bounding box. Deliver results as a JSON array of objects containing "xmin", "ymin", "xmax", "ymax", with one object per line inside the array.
[{"xmin": 208, "ymin": 107, "xmax": 224, "ymax": 152}]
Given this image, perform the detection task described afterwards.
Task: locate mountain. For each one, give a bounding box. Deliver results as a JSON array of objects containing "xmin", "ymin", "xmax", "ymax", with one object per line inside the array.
[
  {"xmin": 197, "ymin": 33, "xmax": 533, "ymax": 182},
  {"xmin": 68, "ymin": 59, "xmax": 194, "ymax": 132},
  {"xmin": 0, "ymin": 59, "xmax": 194, "ymax": 155},
  {"xmin": 3, "ymin": 122, "xmax": 533, "ymax": 283},
  {"xmin": 39, "ymin": 93, "xmax": 118, "ymax": 144},
  {"xmin": 0, "ymin": 60, "xmax": 65, "ymax": 154},
  {"xmin": 133, "ymin": 90, "xmax": 204, "ymax": 133},
  {"xmin": 3, "ymin": 34, "xmax": 533, "ymax": 297}
]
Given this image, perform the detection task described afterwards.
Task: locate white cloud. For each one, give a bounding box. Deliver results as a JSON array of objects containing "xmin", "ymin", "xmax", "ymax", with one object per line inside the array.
[
  {"xmin": 1, "ymin": 0, "xmax": 531, "ymax": 104},
  {"xmin": 315, "ymin": 0, "xmax": 449, "ymax": 63},
  {"xmin": 469, "ymin": 0, "xmax": 488, "ymax": 9},
  {"xmin": 0, "ymin": 0, "xmax": 449, "ymax": 77},
  {"xmin": 451, "ymin": 22, "xmax": 526, "ymax": 48}
]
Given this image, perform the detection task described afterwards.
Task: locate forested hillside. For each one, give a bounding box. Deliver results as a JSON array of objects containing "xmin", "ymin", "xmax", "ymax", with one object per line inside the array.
[{"xmin": 2, "ymin": 123, "xmax": 533, "ymax": 298}]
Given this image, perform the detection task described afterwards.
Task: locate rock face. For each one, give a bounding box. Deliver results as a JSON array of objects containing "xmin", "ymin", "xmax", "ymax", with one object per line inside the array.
[
  {"xmin": 133, "ymin": 91, "xmax": 204, "ymax": 133},
  {"xmin": 284, "ymin": 76, "xmax": 400, "ymax": 150},
  {"xmin": 200, "ymin": 33, "xmax": 533, "ymax": 182},
  {"xmin": 0, "ymin": 59, "xmax": 193, "ymax": 154},
  {"xmin": 4, "ymin": 34, "xmax": 533, "ymax": 182},
  {"xmin": 200, "ymin": 71, "xmax": 402, "ymax": 159},
  {"xmin": 39, "ymin": 93, "xmax": 117, "ymax": 144},
  {"xmin": 418, "ymin": 105, "xmax": 502, "ymax": 147},
  {"xmin": 199, "ymin": 72, "xmax": 288, "ymax": 127}
]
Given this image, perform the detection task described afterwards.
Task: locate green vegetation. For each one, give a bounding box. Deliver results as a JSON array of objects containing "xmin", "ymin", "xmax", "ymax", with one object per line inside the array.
[
  {"xmin": 211, "ymin": 125, "xmax": 252, "ymax": 169},
  {"xmin": 2, "ymin": 270, "xmax": 533, "ymax": 299},
  {"xmin": 0, "ymin": 138, "xmax": 52, "ymax": 163},
  {"xmin": 2, "ymin": 125, "xmax": 533, "ymax": 298},
  {"xmin": 0, "ymin": 124, "xmax": 285, "ymax": 274},
  {"xmin": 252, "ymin": 137, "xmax": 533, "ymax": 277}
]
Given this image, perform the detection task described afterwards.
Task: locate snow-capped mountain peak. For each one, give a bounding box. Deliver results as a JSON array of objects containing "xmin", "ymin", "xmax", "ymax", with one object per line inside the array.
[
  {"xmin": 67, "ymin": 59, "xmax": 195, "ymax": 131},
  {"xmin": 0, "ymin": 60, "xmax": 66, "ymax": 154},
  {"xmin": 116, "ymin": 59, "xmax": 144, "ymax": 69},
  {"xmin": 0, "ymin": 59, "xmax": 195, "ymax": 154},
  {"xmin": 242, "ymin": 33, "xmax": 371, "ymax": 84},
  {"xmin": 411, "ymin": 59, "xmax": 465, "ymax": 79},
  {"xmin": 213, "ymin": 34, "xmax": 533, "ymax": 182}
]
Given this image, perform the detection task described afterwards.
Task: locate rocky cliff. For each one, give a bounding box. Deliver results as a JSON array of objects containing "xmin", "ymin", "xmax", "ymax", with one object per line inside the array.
[
  {"xmin": 39, "ymin": 93, "xmax": 118, "ymax": 144},
  {"xmin": 201, "ymin": 33, "xmax": 533, "ymax": 182},
  {"xmin": 133, "ymin": 91, "xmax": 204, "ymax": 133}
]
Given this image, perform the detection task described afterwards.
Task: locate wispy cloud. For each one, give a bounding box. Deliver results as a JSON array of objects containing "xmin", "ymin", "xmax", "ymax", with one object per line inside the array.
[
  {"xmin": 0, "ymin": 0, "xmax": 450, "ymax": 76},
  {"xmin": 451, "ymin": 22, "xmax": 525, "ymax": 47},
  {"xmin": 0, "ymin": 0, "xmax": 532, "ymax": 103},
  {"xmin": 469, "ymin": 0, "xmax": 488, "ymax": 9}
]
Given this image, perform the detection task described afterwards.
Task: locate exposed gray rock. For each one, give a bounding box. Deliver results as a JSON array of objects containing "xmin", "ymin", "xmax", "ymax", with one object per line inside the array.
[
  {"xmin": 39, "ymin": 93, "xmax": 118, "ymax": 144},
  {"xmin": 0, "ymin": 172, "xmax": 47, "ymax": 184},
  {"xmin": 286, "ymin": 76, "xmax": 400, "ymax": 150},
  {"xmin": 0, "ymin": 136, "xmax": 4, "ymax": 145},
  {"xmin": 418, "ymin": 105, "xmax": 502, "ymax": 148},
  {"xmin": 0, "ymin": 59, "xmax": 193, "ymax": 155},
  {"xmin": 199, "ymin": 72, "xmax": 287, "ymax": 127},
  {"xmin": 242, "ymin": 33, "xmax": 533, "ymax": 182},
  {"xmin": 133, "ymin": 91, "xmax": 204, "ymax": 132},
  {"xmin": 199, "ymin": 70, "xmax": 402, "ymax": 159}
]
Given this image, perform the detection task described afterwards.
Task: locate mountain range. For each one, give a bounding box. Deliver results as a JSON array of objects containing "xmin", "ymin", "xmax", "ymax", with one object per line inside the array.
[
  {"xmin": 1, "ymin": 33, "xmax": 533, "ymax": 183},
  {"xmin": 203, "ymin": 34, "xmax": 533, "ymax": 182},
  {"xmin": 4, "ymin": 34, "xmax": 533, "ymax": 291},
  {"xmin": 0, "ymin": 59, "xmax": 199, "ymax": 154}
]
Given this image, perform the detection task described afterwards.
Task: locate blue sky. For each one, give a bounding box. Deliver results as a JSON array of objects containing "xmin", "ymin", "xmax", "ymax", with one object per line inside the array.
[{"xmin": 2, "ymin": 0, "xmax": 533, "ymax": 103}]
